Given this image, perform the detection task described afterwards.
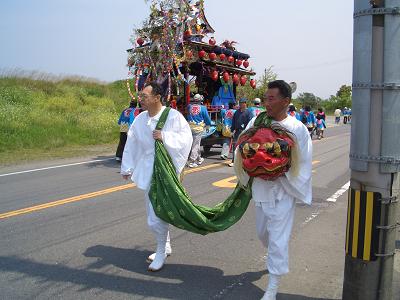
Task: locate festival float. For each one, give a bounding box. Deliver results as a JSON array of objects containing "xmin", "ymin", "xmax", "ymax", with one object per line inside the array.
[{"xmin": 126, "ymin": 0, "xmax": 256, "ymax": 152}]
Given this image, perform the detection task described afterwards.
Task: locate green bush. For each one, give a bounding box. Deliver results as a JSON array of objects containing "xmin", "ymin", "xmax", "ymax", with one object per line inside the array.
[{"xmin": 0, "ymin": 76, "xmax": 133, "ymax": 162}]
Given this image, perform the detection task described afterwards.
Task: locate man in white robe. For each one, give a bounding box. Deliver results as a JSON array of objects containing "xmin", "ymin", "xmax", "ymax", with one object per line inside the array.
[
  {"xmin": 121, "ymin": 82, "xmax": 193, "ymax": 272},
  {"xmin": 235, "ymin": 80, "xmax": 312, "ymax": 300}
]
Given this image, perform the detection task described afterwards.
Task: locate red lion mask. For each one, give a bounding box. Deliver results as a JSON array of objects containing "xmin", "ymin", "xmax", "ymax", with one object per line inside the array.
[{"xmin": 237, "ymin": 126, "xmax": 295, "ymax": 180}]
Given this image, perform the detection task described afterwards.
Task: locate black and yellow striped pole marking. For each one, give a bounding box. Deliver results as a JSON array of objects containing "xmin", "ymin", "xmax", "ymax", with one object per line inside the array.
[{"xmin": 345, "ymin": 189, "xmax": 381, "ymax": 261}]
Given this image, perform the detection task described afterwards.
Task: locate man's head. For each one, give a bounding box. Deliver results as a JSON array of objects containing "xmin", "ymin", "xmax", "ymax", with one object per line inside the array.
[
  {"xmin": 262, "ymin": 80, "xmax": 292, "ymax": 120},
  {"xmin": 288, "ymin": 104, "xmax": 296, "ymax": 112},
  {"xmin": 139, "ymin": 82, "xmax": 163, "ymax": 111},
  {"xmin": 253, "ymin": 98, "xmax": 261, "ymax": 106},
  {"xmin": 191, "ymin": 93, "xmax": 203, "ymax": 104},
  {"xmin": 239, "ymin": 98, "xmax": 247, "ymax": 111}
]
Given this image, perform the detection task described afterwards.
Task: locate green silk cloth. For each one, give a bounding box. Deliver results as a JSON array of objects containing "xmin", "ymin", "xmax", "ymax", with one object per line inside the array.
[{"xmin": 148, "ymin": 108, "xmax": 253, "ymax": 235}]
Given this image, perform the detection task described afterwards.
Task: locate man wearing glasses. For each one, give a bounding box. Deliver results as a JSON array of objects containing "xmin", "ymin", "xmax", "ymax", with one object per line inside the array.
[
  {"xmin": 121, "ymin": 82, "xmax": 193, "ymax": 272},
  {"xmin": 237, "ymin": 80, "xmax": 312, "ymax": 300}
]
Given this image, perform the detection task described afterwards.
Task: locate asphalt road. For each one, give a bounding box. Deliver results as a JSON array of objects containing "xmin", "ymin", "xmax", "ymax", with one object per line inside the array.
[{"xmin": 0, "ymin": 121, "xmax": 398, "ymax": 300}]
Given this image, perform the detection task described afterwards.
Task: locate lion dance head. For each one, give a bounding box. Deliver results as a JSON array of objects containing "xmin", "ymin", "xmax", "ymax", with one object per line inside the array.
[{"xmin": 236, "ymin": 124, "xmax": 295, "ymax": 181}]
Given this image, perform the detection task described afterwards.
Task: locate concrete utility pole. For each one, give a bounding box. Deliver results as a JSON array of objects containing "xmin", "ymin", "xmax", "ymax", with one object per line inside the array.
[{"xmin": 343, "ymin": 0, "xmax": 400, "ymax": 299}]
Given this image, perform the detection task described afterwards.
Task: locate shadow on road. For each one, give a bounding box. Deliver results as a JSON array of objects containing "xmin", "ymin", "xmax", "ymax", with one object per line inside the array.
[
  {"xmin": 0, "ymin": 245, "xmax": 267, "ymax": 299},
  {"xmin": 277, "ymin": 295, "xmax": 337, "ymax": 300},
  {"xmin": 0, "ymin": 245, "xmax": 341, "ymax": 299},
  {"xmin": 201, "ymin": 145, "xmax": 230, "ymax": 161}
]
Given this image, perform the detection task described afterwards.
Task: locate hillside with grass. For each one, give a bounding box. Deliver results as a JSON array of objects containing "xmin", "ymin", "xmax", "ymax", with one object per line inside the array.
[{"xmin": 0, "ymin": 75, "xmax": 132, "ymax": 164}]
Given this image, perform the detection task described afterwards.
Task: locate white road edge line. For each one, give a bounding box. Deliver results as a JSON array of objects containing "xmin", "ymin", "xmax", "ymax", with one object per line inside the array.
[
  {"xmin": 326, "ymin": 181, "xmax": 350, "ymax": 202},
  {"xmin": 0, "ymin": 158, "xmax": 114, "ymax": 178},
  {"xmin": 303, "ymin": 212, "xmax": 319, "ymax": 225},
  {"xmin": 302, "ymin": 181, "xmax": 350, "ymax": 226}
]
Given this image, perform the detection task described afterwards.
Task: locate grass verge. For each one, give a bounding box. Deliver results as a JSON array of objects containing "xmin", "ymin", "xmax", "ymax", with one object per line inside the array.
[{"xmin": 0, "ymin": 75, "xmax": 131, "ymax": 166}]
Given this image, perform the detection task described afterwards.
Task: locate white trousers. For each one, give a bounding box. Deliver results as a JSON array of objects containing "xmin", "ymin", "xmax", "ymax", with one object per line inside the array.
[
  {"xmin": 188, "ymin": 131, "xmax": 202, "ymax": 163},
  {"xmin": 221, "ymin": 138, "xmax": 231, "ymax": 157},
  {"xmin": 255, "ymin": 195, "xmax": 295, "ymax": 275},
  {"xmin": 145, "ymin": 191, "xmax": 170, "ymax": 244}
]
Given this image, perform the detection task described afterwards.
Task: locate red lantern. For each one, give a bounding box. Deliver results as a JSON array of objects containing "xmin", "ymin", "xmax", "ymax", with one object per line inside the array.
[
  {"xmin": 211, "ymin": 70, "xmax": 219, "ymax": 81},
  {"xmin": 209, "ymin": 37, "xmax": 216, "ymax": 46},
  {"xmin": 250, "ymin": 79, "xmax": 256, "ymax": 89},
  {"xmin": 223, "ymin": 72, "xmax": 230, "ymax": 83},
  {"xmin": 236, "ymin": 59, "xmax": 243, "ymax": 67},
  {"xmin": 198, "ymin": 50, "xmax": 206, "ymax": 59},
  {"xmin": 219, "ymin": 53, "xmax": 226, "ymax": 61},
  {"xmin": 240, "ymin": 76, "xmax": 247, "ymax": 86},
  {"xmin": 243, "ymin": 60, "xmax": 250, "ymax": 68},
  {"xmin": 232, "ymin": 74, "xmax": 240, "ymax": 85},
  {"xmin": 228, "ymin": 56, "xmax": 235, "ymax": 63},
  {"xmin": 186, "ymin": 50, "xmax": 193, "ymax": 59},
  {"xmin": 208, "ymin": 52, "xmax": 217, "ymax": 61},
  {"xmin": 137, "ymin": 37, "xmax": 144, "ymax": 46}
]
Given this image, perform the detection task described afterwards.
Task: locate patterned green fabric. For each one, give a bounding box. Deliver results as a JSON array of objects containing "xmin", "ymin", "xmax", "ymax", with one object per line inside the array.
[
  {"xmin": 254, "ymin": 111, "xmax": 273, "ymax": 128},
  {"xmin": 148, "ymin": 108, "xmax": 253, "ymax": 235}
]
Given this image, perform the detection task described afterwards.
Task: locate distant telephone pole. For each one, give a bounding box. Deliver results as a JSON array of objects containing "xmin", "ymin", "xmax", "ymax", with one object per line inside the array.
[{"xmin": 343, "ymin": 0, "xmax": 400, "ymax": 299}]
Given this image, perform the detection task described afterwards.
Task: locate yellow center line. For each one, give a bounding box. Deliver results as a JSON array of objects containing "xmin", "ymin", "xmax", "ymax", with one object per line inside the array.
[
  {"xmin": 312, "ymin": 160, "xmax": 320, "ymax": 173},
  {"xmin": 0, "ymin": 158, "xmax": 322, "ymax": 220},
  {"xmin": 0, "ymin": 184, "xmax": 136, "ymax": 220},
  {"xmin": 0, "ymin": 161, "xmax": 228, "ymax": 220}
]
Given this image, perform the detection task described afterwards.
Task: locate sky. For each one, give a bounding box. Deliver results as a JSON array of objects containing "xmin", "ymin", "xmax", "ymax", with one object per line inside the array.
[{"xmin": 0, "ymin": 0, "xmax": 354, "ymax": 99}]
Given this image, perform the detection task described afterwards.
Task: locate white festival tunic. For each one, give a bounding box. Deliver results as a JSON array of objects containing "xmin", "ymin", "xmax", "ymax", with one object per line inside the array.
[
  {"xmin": 121, "ymin": 107, "xmax": 193, "ymax": 191},
  {"xmin": 236, "ymin": 116, "xmax": 313, "ymax": 206}
]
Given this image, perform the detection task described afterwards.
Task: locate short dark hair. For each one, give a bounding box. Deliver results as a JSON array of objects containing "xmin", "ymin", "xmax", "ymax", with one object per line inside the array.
[
  {"xmin": 268, "ymin": 80, "xmax": 292, "ymax": 99},
  {"xmin": 144, "ymin": 81, "xmax": 163, "ymax": 98}
]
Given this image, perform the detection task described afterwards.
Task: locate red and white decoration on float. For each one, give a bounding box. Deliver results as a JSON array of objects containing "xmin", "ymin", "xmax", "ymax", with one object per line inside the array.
[{"xmin": 127, "ymin": 0, "xmax": 257, "ymax": 106}]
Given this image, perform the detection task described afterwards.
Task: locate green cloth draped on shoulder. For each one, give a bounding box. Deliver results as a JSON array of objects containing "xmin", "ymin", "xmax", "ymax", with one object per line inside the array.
[
  {"xmin": 254, "ymin": 111, "xmax": 272, "ymax": 128},
  {"xmin": 148, "ymin": 107, "xmax": 253, "ymax": 235}
]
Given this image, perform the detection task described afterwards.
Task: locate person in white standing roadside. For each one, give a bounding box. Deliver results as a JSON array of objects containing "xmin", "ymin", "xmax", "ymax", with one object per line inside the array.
[
  {"xmin": 235, "ymin": 80, "xmax": 313, "ymax": 300},
  {"xmin": 121, "ymin": 81, "xmax": 193, "ymax": 272}
]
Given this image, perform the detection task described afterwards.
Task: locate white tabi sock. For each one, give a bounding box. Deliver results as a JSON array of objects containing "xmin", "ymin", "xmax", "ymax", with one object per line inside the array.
[
  {"xmin": 148, "ymin": 242, "xmax": 166, "ymax": 272},
  {"xmin": 261, "ymin": 274, "xmax": 281, "ymax": 300},
  {"xmin": 147, "ymin": 232, "xmax": 171, "ymax": 262},
  {"xmin": 146, "ymin": 240, "xmax": 172, "ymax": 262}
]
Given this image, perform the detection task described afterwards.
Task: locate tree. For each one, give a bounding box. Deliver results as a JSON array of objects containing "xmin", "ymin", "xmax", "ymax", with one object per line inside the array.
[
  {"xmin": 336, "ymin": 84, "xmax": 352, "ymax": 108},
  {"xmin": 320, "ymin": 95, "xmax": 340, "ymax": 112},
  {"xmin": 236, "ymin": 67, "xmax": 277, "ymax": 101},
  {"xmin": 295, "ymin": 92, "xmax": 322, "ymax": 110}
]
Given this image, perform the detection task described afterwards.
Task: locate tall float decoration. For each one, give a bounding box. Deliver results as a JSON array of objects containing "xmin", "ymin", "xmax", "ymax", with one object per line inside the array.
[{"xmin": 126, "ymin": 0, "xmax": 256, "ymax": 118}]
